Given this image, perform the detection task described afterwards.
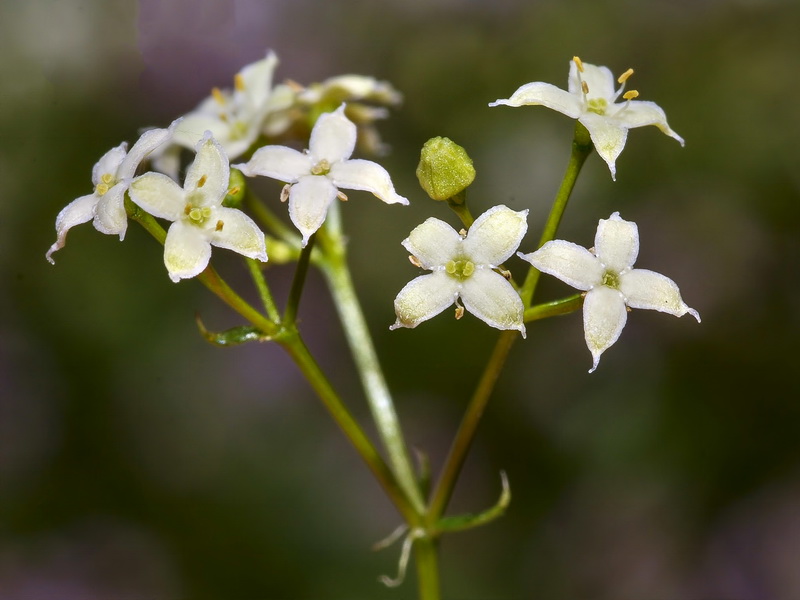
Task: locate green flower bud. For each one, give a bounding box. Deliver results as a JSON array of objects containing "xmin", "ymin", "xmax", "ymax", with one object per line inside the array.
[
  {"xmin": 416, "ymin": 137, "xmax": 476, "ymax": 201},
  {"xmin": 222, "ymin": 168, "xmax": 247, "ymax": 208}
]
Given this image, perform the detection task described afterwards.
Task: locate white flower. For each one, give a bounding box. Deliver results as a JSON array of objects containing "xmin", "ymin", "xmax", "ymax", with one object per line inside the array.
[
  {"xmin": 519, "ymin": 212, "xmax": 700, "ymax": 372},
  {"xmin": 128, "ymin": 133, "xmax": 267, "ymax": 282},
  {"xmin": 235, "ymin": 104, "xmax": 408, "ymax": 246},
  {"xmin": 46, "ymin": 120, "xmax": 178, "ymax": 264},
  {"xmin": 152, "ymin": 51, "xmax": 293, "ymax": 177},
  {"xmin": 391, "ymin": 205, "xmax": 528, "ymax": 336},
  {"xmin": 489, "ymin": 57, "xmax": 684, "ymax": 179}
]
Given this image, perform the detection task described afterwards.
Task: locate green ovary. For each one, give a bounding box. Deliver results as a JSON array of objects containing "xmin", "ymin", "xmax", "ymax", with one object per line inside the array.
[
  {"xmin": 587, "ymin": 98, "xmax": 608, "ymax": 115},
  {"xmin": 445, "ymin": 259, "xmax": 475, "ymax": 281},
  {"xmin": 601, "ymin": 270, "xmax": 620, "ymax": 289}
]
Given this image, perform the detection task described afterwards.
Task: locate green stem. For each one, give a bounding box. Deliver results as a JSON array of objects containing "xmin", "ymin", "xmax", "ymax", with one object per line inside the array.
[
  {"xmin": 428, "ymin": 124, "xmax": 593, "ymax": 522},
  {"xmin": 414, "ymin": 536, "xmax": 440, "ymax": 600},
  {"xmin": 524, "ymin": 294, "xmax": 583, "ymax": 322},
  {"xmin": 127, "ymin": 198, "xmax": 417, "ymax": 523},
  {"xmin": 283, "ymin": 234, "xmax": 315, "ymax": 325},
  {"xmin": 318, "ymin": 206, "xmax": 426, "ymax": 515},
  {"xmin": 519, "ymin": 121, "xmax": 593, "ymax": 307},
  {"xmin": 246, "ymin": 258, "xmax": 280, "ymax": 323},
  {"xmin": 446, "ymin": 191, "xmax": 474, "ymax": 228}
]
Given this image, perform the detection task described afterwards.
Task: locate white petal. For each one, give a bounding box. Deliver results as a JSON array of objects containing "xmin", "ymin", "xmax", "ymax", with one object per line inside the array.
[
  {"xmin": 489, "ymin": 82, "xmax": 582, "ymax": 118},
  {"xmin": 401, "ymin": 217, "xmax": 461, "ymax": 269},
  {"xmin": 610, "ymin": 100, "xmax": 684, "ymax": 146},
  {"xmin": 208, "ymin": 206, "xmax": 268, "ymax": 262},
  {"xmin": 171, "ymin": 113, "xmax": 229, "ymax": 150},
  {"xmin": 93, "ymin": 185, "xmax": 128, "ymax": 238},
  {"xmin": 460, "ymin": 269, "xmax": 525, "ymax": 336},
  {"xmin": 92, "ymin": 143, "xmax": 127, "ymax": 184},
  {"xmin": 288, "ymin": 175, "xmax": 338, "ymax": 246},
  {"xmin": 235, "ymin": 145, "xmax": 312, "ymax": 181},
  {"xmin": 308, "ymin": 104, "xmax": 357, "ymax": 164},
  {"xmin": 163, "ymin": 221, "xmax": 212, "ymax": 282},
  {"xmin": 569, "ymin": 61, "xmax": 616, "ymax": 101},
  {"xmin": 129, "ymin": 172, "xmax": 186, "ymax": 221},
  {"xmin": 519, "ymin": 240, "xmax": 603, "ymax": 291},
  {"xmin": 237, "ymin": 50, "xmax": 278, "ymax": 110},
  {"xmin": 390, "ymin": 271, "xmax": 459, "ymax": 330},
  {"xmin": 594, "ymin": 212, "xmax": 639, "ymax": 274},
  {"xmin": 46, "ymin": 193, "xmax": 99, "ymax": 264},
  {"xmin": 328, "ymin": 159, "xmax": 408, "ymax": 205},
  {"xmin": 117, "ymin": 124, "xmax": 175, "ymax": 180},
  {"xmin": 185, "ymin": 133, "xmax": 229, "ymax": 205},
  {"xmin": 579, "ymin": 112, "xmax": 627, "ymax": 180},
  {"xmin": 583, "ymin": 286, "xmax": 628, "ymax": 373},
  {"xmin": 463, "ymin": 205, "xmax": 528, "ymax": 266},
  {"xmin": 619, "ymin": 269, "xmax": 700, "ymax": 321}
]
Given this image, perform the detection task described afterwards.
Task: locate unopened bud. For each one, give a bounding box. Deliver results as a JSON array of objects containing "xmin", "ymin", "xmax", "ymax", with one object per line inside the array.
[{"xmin": 416, "ymin": 137, "xmax": 476, "ymax": 201}]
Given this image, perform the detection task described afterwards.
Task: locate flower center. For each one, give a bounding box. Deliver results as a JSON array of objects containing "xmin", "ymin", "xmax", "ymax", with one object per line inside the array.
[
  {"xmin": 601, "ymin": 270, "xmax": 620, "ymax": 289},
  {"xmin": 185, "ymin": 203, "xmax": 213, "ymax": 226},
  {"xmin": 94, "ymin": 173, "xmax": 116, "ymax": 196},
  {"xmin": 445, "ymin": 259, "xmax": 475, "ymax": 281},
  {"xmin": 587, "ymin": 98, "xmax": 608, "ymax": 115},
  {"xmin": 311, "ymin": 159, "xmax": 331, "ymax": 176}
]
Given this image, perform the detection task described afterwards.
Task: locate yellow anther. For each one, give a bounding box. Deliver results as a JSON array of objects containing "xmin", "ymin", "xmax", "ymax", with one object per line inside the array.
[
  {"xmin": 234, "ymin": 73, "xmax": 245, "ymax": 92},
  {"xmin": 212, "ymin": 87, "xmax": 225, "ymax": 105},
  {"xmin": 617, "ymin": 68, "xmax": 634, "ymax": 84},
  {"xmin": 622, "ymin": 90, "xmax": 639, "ymax": 100},
  {"xmin": 215, "ymin": 220, "xmax": 224, "ymax": 231},
  {"xmin": 454, "ymin": 305, "xmax": 465, "ymax": 320},
  {"xmin": 573, "ymin": 56, "xmax": 584, "ymax": 72},
  {"xmin": 408, "ymin": 255, "xmax": 422, "ymax": 268},
  {"xmin": 581, "ymin": 81, "xmax": 590, "ymax": 95},
  {"xmin": 227, "ymin": 186, "xmax": 240, "ymax": 196},
  {"xmin": 197, "ymin": 174, "xmax": 208, "ymax": 188}
]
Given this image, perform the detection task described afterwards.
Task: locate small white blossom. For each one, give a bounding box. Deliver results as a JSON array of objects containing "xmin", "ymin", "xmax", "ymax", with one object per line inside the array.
[
  {"xmin": 235, "ymin": 104, "xmax": 408, "ymax": 246},
  {"xmin": 490, "ymin": 57, "xmax": 684, "ymax": 179},
  {"xmin": 46, "ymin": 120, "xmax": 178, "ymax": 264},
  {"xmin": 519, "ymin": 212, "xmax": 700, "ymax": 372},
  {"xmin": 128, "ymin": 133, "xmax": 267, "ymax": 282},
  {"xmin": 152, "ymin": 51, "xmax": 293, "ymax": 177},
  {"xmin": 391, "ymin": 205, "xmax": 528, "ymax": 336}
]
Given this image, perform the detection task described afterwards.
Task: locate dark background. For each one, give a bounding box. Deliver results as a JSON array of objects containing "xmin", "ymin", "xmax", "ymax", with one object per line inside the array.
[{"xmin": 2, "ymin": 0, "xmax": 799, "ymax": 598}]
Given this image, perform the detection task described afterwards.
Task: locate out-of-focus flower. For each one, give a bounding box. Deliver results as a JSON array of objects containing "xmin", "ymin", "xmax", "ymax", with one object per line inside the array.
[
  {"xmin": 129, "ymin": 133, "xmax": 267, "ymax": 282},
  {"xmin": 519, "ymin": 212, "xmax": 700, "ymax": 372},
  {"xmin": 490, "ymin": 57, "xmax": 684, "ymax": 179},
  {"xmin": 46, "ymin": 120, "xmax": 178, "ymax": 264},
  {"xmin": 391, "ymin": 205, "xmax": 528, "ymax": 335},
  {"xmin": 235, "ymin": 104, "xmax": 407, "ymax": 246}
]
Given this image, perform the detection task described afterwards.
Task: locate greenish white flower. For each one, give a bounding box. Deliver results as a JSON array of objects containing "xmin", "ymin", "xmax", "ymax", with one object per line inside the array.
[
  {"xmin": 152, "ymin": 51, "xmax": 294, "ymax": 177},
  {"xmin": 489, "ymin": 57, "xmax": 684, "ymax": 179},
  {"xmin": 235, "ymin": 104, "xmax": 408, "ymax": 246},
  {"xmin": 391, "ymin": 205, "xmax": 528, "ymax": 336},
  {"xmin": 129, "ymin": 133, "xmax": 267, "ymax": 282},
  {"xmin": 46, "ymin": 120, "xmax": 178, "ymax": 264},
  {"xmin": 519, "ymin": 212, "xmax": 700, "ymax": 372}
]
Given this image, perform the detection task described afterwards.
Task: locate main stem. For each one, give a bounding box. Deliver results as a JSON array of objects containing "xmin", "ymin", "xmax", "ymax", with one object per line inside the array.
[{"xmin": 428, "ymin": 123, "xmax": 593, "ymax": 522}]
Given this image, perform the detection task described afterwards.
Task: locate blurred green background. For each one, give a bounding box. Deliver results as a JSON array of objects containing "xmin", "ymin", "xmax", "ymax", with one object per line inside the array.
[{"xmin": 2, "ymin": 0, "xmax": 800, "ymax": 598}]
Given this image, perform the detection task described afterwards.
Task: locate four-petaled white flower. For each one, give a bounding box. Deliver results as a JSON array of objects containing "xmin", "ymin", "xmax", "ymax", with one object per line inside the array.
[
  {"xmin": 235, "ymin": 104, "xmax": 408, "ymax": 246},
  {"xmin": 519, "ymin": 212, "xmax": 700, "ymax": 372},
  {"xmin": 489, "ymin": 56, "xmax": 684, "ymax": 179},
  {"xmin": 152, "ymin": 51, "xmax": 294, "ymax": 178},
  {"xmin": 46, "ymin": 120, "xmax": 178, "ymax": 264},
  {"xmin": 391, "ymin": 205, "xmax": 528, "ymax": 336},
  {"xmin": 128, "ymin": 133, "xmax": 267, "ymax": 282}
]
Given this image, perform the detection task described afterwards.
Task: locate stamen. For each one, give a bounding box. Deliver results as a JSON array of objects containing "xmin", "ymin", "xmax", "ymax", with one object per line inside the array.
[
  {"xmin": 573, "ymin": 56, "xmax": 584, "ymax": 72},
  {"xmin": 454, "ymin": 304, "xmax": 465, "ymax": 320},
  {"xmin": 95, "ymin": 183, "xmax": 109, "ymax": 196},
  {"xmin": 581, "ymin": 81, "xmax": 590, "ymax": 95},
  {"xmin": 211, "ymin": 87, "xmax": 225, "ymax": 105},
  {"xmin": 101, "ymin": 173, "xmax": 114, "ymax": 185},
  {"xmin": 215, "ymin": 220, "xmax": 224, "ymax": 231},
  {"xmin": 408, "ymin": 255, "xmax": 422, "ymax": 268},
  {"xmin": 337, "ymin": 191, "xmax": 349, "ymax": 202},
  {"xmin": 622, "ymin": 90, "xmax": 639, "ymax": 100},
  {"xmin": 617, "ymin": 68, "xmax": 634, "ymax": 84},
  {"xmin": 234, "ymin": 73, "xmax": 245, "ymax": 92},
  {"xmin": 197, "ymin": 174, "xmax": 208, "ymax": 188},
  {"xmin": 227, "ymin": 186, "xmax": 240, "ymax": 196},
  {"xmin": 280, "ymin": 184, "xmax": 291, "ymax": 203}
]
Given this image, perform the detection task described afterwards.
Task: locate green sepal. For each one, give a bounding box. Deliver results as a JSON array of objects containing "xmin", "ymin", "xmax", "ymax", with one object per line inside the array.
[
  {"xmin": 196, "ymin": 314, "xmax": 271, "ymax": 346},
  {"xmin": 435, "ymin": 471, "xmax": 510, "ymax": 534}
]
